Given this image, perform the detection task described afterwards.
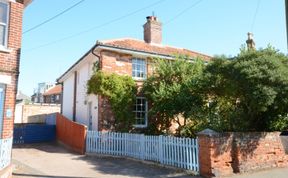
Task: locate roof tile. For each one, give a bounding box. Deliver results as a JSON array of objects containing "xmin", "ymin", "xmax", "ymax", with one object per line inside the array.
[
  {"xmin": 98, "ymin": 38, "xmax": 211, "ymax": 61},
  {"xmin": 43, "ymin": 85, "xmax": 62, "ymax": 96}
]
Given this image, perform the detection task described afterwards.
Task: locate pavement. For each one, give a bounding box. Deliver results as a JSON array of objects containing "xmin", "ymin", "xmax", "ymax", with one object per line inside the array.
[
  {"xmin": 12, "ymin": 142, "xmax": 199, "ymax": 178},
  {"xmin": 227, "ymin": 167, "xmax": 288, "ymax": 178},
  {"xmin": 11, "ymin": 142, "xmax": 288, "ymax": 178}
]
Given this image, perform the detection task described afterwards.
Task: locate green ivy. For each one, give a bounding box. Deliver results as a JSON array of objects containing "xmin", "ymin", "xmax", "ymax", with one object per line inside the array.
[{"xmin": 87, "ymin": 71, "xmax": 137, "ymax": 132}]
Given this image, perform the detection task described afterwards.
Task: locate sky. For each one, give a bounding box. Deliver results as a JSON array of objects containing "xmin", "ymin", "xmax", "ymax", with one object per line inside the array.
[{"xmin": 19, "ymin": 0, "xmax": 287, "ymax": 95}]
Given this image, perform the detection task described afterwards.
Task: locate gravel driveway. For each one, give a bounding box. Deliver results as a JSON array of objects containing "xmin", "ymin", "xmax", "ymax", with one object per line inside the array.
[{"xmin": 12, "ymin": 143, "xmax": 200, "ymax": 178}]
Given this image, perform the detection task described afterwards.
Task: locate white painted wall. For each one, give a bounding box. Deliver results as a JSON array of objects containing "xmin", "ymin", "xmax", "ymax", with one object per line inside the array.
[
  {"xmin": 75, "ymin": 61, "xmax": 98, "ymax": 131},
  {"xmin": 14, "ymin": 103, "xmax": 23, "ymax": 123},
  {"xmin": 75, "ymin": 63, "xmax": 89, "ymax": 125},
  {"xmin": 62, "ymin": 74, "xmax": 74, "ymax": 120},
  {"xmin": 61, "ymin": 53, "xmax": 99, "ymax": 131}
]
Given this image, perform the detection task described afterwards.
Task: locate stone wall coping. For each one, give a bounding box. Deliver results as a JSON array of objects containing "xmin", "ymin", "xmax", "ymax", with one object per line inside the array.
[
  {"xmin": 197, "ymin": 129, "xmax": 282, "ymax": 138},
  {"xmin": 197, "ymin": 129, "xmax": 219, "ymax": 136}
]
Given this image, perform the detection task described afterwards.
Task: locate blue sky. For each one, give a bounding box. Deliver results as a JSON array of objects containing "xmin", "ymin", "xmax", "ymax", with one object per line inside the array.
[{"xmin": 19, "ymin": 0, "xmax": 286, "ymax": 95}]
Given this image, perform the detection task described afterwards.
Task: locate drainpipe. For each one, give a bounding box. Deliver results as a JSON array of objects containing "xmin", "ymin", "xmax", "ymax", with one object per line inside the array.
[
  {"xmin": 91, "ymin": 45, "xmax": 101, "ymax": 69},
  {"xmin": 59, "ymin": 82, "xmax": 63, "ymax": 114},
  {"xmin": 72, "ymin": 71, "xmax": 77, "ymax": 122}
]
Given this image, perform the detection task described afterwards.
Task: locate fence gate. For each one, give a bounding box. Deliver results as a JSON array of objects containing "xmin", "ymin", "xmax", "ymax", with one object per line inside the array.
[
  {"xmin": 13, "ymin": 124, "xmax": 56, "ymax": 144},
  {"xmin": 86, "ymin": 131, "xmax": 199, "ymax": 173}
]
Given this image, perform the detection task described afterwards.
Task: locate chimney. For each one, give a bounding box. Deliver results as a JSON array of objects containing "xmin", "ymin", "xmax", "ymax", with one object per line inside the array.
[
  {"xmin": 143, "ymin": 16, "xmax": 162, "ymax": 44},
  {"xmin": 246, "ymin": 32, "xmax": 256, "ymax": 50}
]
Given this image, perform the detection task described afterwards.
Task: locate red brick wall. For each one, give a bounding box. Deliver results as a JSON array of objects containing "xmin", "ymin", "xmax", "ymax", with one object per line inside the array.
[
  {"xmin": 0, "ymin": 1, "xmax": 24, "ymax": 139},
  {"xmin": 97, "ymin": 95, "xmax": 115, "ymax": 131},
  {"xmin": 98, "ymin": 50, "xmax": 181, "ymax": 132},
  {"xmin": 198, "ymin": 132, "xmax": 288, "ymax": 178},
  {"xmin": 98, "ymin": 50, "xmax": 153, "ymax": 131}
]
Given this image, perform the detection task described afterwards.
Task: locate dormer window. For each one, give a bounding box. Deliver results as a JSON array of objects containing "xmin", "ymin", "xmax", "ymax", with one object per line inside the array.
[
  {"xmin": 0, "ymin": 1, "xmax": 9, "ymax": 48},
  {"xmin": 132, "ymin": 58, "xmax": 146, "ymax": 80}
]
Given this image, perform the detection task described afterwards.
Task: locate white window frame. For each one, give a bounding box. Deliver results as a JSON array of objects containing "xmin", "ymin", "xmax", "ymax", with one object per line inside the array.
[
  {"xmin": 133, "ymin": 97, "xmax": 148, "ymax": 128},
  {"xmin": 132, "ymin": 58, "xmax": 147, "ymax": 80},
  {"xmin": 0, "ymin": 0, "xmax": 9, "ymax": 49}
]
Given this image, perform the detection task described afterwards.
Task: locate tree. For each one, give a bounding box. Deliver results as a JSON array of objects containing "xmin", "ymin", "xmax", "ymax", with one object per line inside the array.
[
  {"xmin": 202, "ymin": 46, "xmax": 288, "ymax": 131},
  {"xmin": 142, "ymin": 56, "xmax": 205, "ymax": 135},
  {"xmin": 87, "ymin": 71, "xmax": 137, "ymax": 132}
]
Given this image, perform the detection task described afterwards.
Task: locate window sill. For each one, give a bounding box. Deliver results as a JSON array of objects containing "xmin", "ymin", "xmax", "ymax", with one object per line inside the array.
[
  {"xmin": 133, "ymin": 124, "xmax": 147, "ymax": 128},
  {"xmin": 132, "ymin": 77, "xmax": 146, "ymax": 82},
  {"xmin": 0, "ymin": 47, "xmax": 12, "ymax": 53}
]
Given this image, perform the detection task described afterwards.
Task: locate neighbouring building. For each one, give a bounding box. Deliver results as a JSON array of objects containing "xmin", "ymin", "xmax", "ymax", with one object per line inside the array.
[
  {"xmin": 57, "ymin": 16, "xmax": 211, "ymax": 131},
  {"xmin": 0, "ymin": 0, "xmax": 32, "ymax": 177},
  {"xmin": 31, "ymin": 82, "xmax": 54, "ymax": 103},
  {"xmin": 43, "ymin": 84, "xmax": 62, "ymax": 104},
  {"xmin": 16, "ymin": 90, "xmax": 30, "ymax": 104}
]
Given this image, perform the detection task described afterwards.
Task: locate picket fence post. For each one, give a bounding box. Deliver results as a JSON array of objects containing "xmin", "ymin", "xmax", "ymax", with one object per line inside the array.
[
  {"xmin": 140, "ymin": 134, "xmax": 145, "ymax": 160},
  {"xmin": 158, "ymin": 135, "xmax": 163, "ymax": 164}
]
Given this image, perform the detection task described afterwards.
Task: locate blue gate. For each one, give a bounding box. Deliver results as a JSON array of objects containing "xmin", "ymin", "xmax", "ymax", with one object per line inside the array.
[{"xmin": 13, "ymin": 124, "xmax": 56, "ymax": 144}]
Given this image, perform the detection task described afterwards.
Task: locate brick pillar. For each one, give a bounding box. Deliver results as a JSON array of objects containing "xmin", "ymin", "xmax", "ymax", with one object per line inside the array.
[
  {"xmin": 197, "ymin": 129, "xmax": 234, "ymax": 178},
  {"xmin": 198, "ymin": 133, "xmax": 213, "ymax": 178}
]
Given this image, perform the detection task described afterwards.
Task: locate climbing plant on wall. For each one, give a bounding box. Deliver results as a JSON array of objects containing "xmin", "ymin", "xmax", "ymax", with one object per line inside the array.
[{"xmin": 87, "ymin": 71, "xmax": 137, "ymax": 132}]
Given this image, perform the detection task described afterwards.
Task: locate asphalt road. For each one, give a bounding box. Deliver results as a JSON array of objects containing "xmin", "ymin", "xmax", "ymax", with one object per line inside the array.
[{"xmin": 12, "ymin": 143, "xmax": 198, "ymax": 178}]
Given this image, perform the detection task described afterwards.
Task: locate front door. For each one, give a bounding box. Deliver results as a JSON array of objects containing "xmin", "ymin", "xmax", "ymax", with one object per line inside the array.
[
  {"xmin": 88, "ymin": 102, "xmax": 93, "ymax": 130},
  {"xmin": 0, "ymin": 84, "xmax": 6, "ymax": 136}
]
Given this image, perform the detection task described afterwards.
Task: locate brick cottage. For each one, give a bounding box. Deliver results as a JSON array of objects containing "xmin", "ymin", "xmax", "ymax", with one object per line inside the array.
[
  {"xmin": 57, "ymin": 16, "xmax": 211, "ymax": 132},
  {"xmin": 0, "ymin": 0, "xmax": 31, "ymax": 177}
]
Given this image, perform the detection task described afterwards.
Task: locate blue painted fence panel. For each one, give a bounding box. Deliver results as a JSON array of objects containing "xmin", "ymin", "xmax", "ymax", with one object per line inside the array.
[{"xmin": 13, "ymin": 124, "xmax": 56, "ymax": 144}]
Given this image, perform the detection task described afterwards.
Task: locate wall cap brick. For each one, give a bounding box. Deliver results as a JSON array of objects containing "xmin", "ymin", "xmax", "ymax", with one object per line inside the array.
[{"xmin": 197, "ymin": 129, "xmax": 219, "ymax": 136}]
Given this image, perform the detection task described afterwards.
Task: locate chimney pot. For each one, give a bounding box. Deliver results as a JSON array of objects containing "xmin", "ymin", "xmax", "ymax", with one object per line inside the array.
[{"xmin": 246, "ymin": 32, "xmax": 256, "ymax": 50}]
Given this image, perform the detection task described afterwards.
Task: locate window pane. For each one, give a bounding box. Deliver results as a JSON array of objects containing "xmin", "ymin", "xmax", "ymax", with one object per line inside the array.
[
  {"xmin": 134, "ymin": 97, "xmax": 147, "ymax": 126},
  {"xmin": 132, "ymin": 59, "xmax": 146, "ymax": 79},
  {"xmin": 0, "ymin": 25, "xmax": 5, "ymax": 46},
  {"xmin": 0, "ymin": 3, "xmax": 7, "ymax": 23}
]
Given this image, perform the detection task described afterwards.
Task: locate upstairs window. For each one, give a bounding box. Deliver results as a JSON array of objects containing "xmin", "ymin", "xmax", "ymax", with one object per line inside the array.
[
  {"xmin": 133, "ymin": 97, "xmax": 148, "ymax": 128},
  {"xmin": 132, "ymin": 58, "xmax": 146, "ymax": 80},
  {"xmin": 0, "ymin": 1, "xmax": 9, "ymax": 48}
]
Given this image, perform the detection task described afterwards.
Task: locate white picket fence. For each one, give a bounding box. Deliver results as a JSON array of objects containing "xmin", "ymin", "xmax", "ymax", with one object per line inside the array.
[
  {"xmin": 0, "ymin": 138, "xmax": 13, "ymax": 170},
  {"xmin": 86, "ymin": 131, "xmax": 199, "ymax": 172}
]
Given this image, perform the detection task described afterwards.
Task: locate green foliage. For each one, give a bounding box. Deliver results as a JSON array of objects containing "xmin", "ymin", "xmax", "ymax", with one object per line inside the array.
[
  {"xmin": 268, "ymin": 114, "xmax": 288, "ymax": 131},
  {"xmin": 87, "ymin": 71, "xmax": 137, "ymax": 132},
  {"xmin": 87, "ymin": 46, "xmax": 288, "ymax": 135},
  {"xmin": 202, "ymin": 46, "xmax": 288, "ymax": 131},
  {"xmin": 142, "ymin": 56, "xmax": 205, "ymax": 136}
]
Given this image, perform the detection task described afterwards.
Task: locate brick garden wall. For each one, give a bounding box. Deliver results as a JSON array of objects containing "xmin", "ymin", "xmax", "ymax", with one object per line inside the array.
[
  {"xmin": 20, "ymin": 104, "xmax": 60, "ymax": 123},
  {"xmin": 198, "ymin": 131, "xmax": 288, "ymax": 178}
]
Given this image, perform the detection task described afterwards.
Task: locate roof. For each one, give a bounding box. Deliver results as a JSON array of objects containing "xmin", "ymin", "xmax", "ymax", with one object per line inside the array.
[
  {"xmin": 23, "ymin": 0, "xmax": 33, "ymax": 7},
  {"xmin": 97, "ymin": 38, "xmax": 211, "ymax": 61},
  {"xmin": 57, "ymin": 38, "xmax": 212, "ymax": 82},
  {"xmin": 16, "ymin": 91, "xmax": 30, "ymax": 101},
  {"xmin": 43, "ymin": 85, "xmax": 62, "ymax": 96}
]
